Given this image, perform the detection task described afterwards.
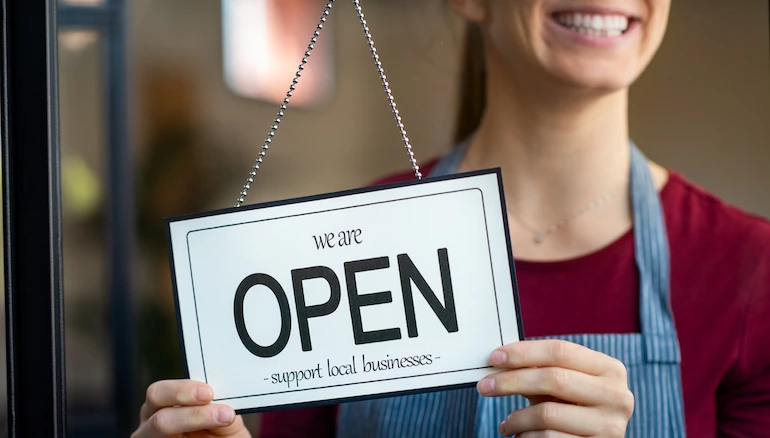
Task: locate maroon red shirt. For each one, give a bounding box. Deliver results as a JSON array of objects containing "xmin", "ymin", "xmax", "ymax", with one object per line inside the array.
[{"xmin": 261, "ymin": 161, "xmax": 770, "ymax": 437}]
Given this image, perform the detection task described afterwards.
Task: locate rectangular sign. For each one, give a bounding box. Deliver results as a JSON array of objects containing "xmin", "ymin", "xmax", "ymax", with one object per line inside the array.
[{"xmin": 166, "ymin": 169, "xmax": 523, "ymax": 413}]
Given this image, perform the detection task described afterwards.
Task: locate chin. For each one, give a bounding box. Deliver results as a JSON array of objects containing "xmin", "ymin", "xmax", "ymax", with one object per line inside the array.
[
  {"xmin": 558, "ymin": 72, "xmax": 637, "ymax": 94},
  {"xmin": 545, "ymin": 58, "xmax": 643, "ymax": 94}
]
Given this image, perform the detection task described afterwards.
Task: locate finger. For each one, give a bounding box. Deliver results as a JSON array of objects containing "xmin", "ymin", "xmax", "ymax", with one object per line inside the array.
[
  {"xmin": 499, "ymin": 402, "xmax": 603, "ymax": 437},
  {"xmin": 514, "ymin": 431, "xmax": 581, "ymax": 438},
  {"xmin": 141, "ymin": 380, "xmax": 214, "ymax": 422},
  {"xmin": 134, "ymin": 404, "xmax": 236, "ymax": 438},
  {"xmin": 490, "ymin": 340, "xmax": 627, "ymax": 379},
  {"xmin": 188, "ymin": 414, "xmax": 247, "ymax": 437},
  {"xmin": 477, "ymin": 367, "xmax": 625, "ymax": 406}
]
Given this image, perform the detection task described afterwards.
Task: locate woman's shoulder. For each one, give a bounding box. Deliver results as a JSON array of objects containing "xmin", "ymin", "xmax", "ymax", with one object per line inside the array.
[
  {"xmin": 663, "ymin": 170, "xmax": 770, "ymax": 298},
  {"xmin": 662, "ymin": 171, "xmax": 770, "ymax": 245}
]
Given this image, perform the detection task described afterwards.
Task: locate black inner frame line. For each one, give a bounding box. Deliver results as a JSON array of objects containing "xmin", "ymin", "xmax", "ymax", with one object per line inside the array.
[{"xmin": 186, "ymin": 187, "xmax": 502, "ymax": 391}]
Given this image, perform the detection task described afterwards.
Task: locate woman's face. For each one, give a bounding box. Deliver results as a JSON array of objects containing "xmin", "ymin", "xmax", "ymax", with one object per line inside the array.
[{"xmin": 453, "ymin": 0, "xmax": 671, "ymax": 92}]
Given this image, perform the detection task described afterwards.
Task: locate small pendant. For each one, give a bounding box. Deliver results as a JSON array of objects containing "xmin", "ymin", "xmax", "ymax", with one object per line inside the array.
[{"xmin": 534, "ymin": 233, "xmax": 545, "ymax": 244}]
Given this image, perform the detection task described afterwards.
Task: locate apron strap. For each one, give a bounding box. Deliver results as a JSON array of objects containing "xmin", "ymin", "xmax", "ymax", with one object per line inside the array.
[{"xmin": 629, "ymin": 143, "xmax": 681, "ymax": 363}]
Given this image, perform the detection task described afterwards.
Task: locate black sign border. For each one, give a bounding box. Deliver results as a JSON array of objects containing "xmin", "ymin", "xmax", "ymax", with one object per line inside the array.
[{"xmin": 165, "ymin": 168, "xmax": 525, "ymax": 414}]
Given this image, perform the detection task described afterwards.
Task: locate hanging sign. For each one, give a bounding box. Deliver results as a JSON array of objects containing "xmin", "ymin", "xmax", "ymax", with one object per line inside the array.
[{"xmin": 167, "ymin": 169, "xmax": 523, "ymax": 413}]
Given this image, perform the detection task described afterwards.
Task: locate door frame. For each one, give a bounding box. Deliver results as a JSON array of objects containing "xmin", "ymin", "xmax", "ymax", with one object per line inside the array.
[{"xmin": 2, "ymin": 0, "xmax": 66, "ymax": 436}]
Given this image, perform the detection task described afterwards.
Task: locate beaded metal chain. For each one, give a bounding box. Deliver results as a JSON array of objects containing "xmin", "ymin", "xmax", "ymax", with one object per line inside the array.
[{"xmin": 235, "ymin": 0, "xmax": 421, "ymax": 208}]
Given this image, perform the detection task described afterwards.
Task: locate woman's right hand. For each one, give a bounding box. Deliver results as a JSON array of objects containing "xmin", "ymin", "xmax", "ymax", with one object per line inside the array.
[{"xmin": 132, "ymin": 380, "xmax": 251, "ymax": 438}]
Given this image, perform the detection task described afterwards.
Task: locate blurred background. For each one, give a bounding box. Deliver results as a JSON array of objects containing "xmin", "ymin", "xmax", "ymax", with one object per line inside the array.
[{"xmin": 0, "ymin": 0, "xmax": 768, "ymax": 436}]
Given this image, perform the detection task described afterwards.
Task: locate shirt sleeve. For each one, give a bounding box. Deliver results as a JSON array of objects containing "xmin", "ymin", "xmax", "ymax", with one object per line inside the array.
[
  {"xmin": 259, "ymin": 405, "xmax": 338, "ymax": 438},
  {"xmin": 716, "ymin": 227, "xmax": 770, "ymax": 437}
]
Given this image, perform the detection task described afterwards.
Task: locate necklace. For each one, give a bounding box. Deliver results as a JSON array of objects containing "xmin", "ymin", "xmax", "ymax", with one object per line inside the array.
[{"xmin": 507, "ymin": 186, "xmax": 621, "ymax": 244}]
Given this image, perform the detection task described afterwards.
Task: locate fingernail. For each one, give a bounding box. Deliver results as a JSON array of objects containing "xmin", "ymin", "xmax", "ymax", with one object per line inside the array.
[
  {"xmin": 490, "ymin": 350, "xmax": 507, "ymax": 366},
  {"xmin": 477, "ymin": 377, "xmax": 495, "ymax": 394},
  {"xmin": 498, "ymin": 420, "xmax": 506, "ymax": 435},
  {"xmin": 194, "ymin": 386, "xmax": 213, "ymax": 401},
  {"xmin": 216, "ymin": 407, "xmax": 235, "ymax": 424}
]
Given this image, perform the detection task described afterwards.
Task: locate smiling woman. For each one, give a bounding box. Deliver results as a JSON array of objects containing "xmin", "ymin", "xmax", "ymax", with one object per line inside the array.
[
  {"xmin": 129, "ymin": 0, "xmax": 770, "ymax": 437},
  {"xmin": 259, "ymin": 0, "xmax": 770, "ymax": 436}
]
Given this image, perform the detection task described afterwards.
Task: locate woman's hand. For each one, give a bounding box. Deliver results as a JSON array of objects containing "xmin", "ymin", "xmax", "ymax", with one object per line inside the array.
[
  {"xmin": 476, "ymin": 340, "xmax": 634, "ymax": 437},
  {"xmin": 132, "ymin": 380, "xmax": 251, "ymax": 438}
]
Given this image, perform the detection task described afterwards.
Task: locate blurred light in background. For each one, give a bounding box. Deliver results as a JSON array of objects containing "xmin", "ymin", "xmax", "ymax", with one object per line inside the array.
[
  {"xmin": 61, "ymin": 155, "xmax": 103, "ymax": 220},
  {"xmin": 222, "ymin": 0, "xmax": 335, "ymax": 107},
  {"xmin": 59, "ymin": 30, "xmax": 98, "ymax": 52}
]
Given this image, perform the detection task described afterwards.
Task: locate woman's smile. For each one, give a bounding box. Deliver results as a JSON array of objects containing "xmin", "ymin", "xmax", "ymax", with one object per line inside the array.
[
  {"xmin": 546, "ymin": 6, "xmax": 642, "ymax": 48},
  {"xmin": 555, "ymin": 12, "xmax": 630, "ymax": 37}
]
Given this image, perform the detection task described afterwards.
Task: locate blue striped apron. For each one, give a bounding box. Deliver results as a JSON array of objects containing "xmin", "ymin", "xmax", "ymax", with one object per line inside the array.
[{"xmin": 336, "ymin": 142, "xmax": 686, "ymax": 437}]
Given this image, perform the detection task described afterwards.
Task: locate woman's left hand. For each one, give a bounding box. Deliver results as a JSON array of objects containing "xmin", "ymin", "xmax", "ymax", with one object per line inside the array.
[{"xmin": 476, "ymin": 340, "xmax": 634, "ymax": 437}]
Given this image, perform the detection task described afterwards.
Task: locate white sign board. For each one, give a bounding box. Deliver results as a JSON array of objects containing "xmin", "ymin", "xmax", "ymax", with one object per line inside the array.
[{"xmin": 167, "ymin": 170, "xmax": 523, "ymax": 413}]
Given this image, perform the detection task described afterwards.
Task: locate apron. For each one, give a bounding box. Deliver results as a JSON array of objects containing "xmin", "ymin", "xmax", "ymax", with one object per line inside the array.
[{"xmin": 337, "ymin": 141, "xmax": 686, "ymax": 437}]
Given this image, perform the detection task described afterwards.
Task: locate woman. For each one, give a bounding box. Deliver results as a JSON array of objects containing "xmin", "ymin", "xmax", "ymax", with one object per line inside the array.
[{"xmin": 132, "ymin": 0, "xmax": 770, "ymax": 436}]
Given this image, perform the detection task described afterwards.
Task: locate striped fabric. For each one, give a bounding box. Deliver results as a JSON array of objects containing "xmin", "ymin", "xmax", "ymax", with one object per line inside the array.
[{"xmin": 337, "ymin": 142, "xmax": 686, "ymax": 437}]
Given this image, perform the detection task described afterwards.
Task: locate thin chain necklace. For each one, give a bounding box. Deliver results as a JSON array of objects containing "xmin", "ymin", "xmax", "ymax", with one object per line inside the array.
[{"xmin": 507, "ymin": 186, "xmax": 621, "ymax": 244}]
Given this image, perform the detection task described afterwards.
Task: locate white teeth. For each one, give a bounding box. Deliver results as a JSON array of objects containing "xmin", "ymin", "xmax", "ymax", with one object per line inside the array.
[
  {"xmin": 554, "ymin": 11, "xmax": 630, "ymax": 36},
  {"xmin": 573, "ymin": 12, "xmax": 582, "ymax": 27},
  {"xmin": 591, "ymin": 15, "xmax": 602, "ymax": 29}
]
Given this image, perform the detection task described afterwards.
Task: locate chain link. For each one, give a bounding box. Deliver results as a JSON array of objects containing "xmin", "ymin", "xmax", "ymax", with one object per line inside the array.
[
  {"xmin": 353, "ymin": 0, "xmax": 422, "ymax": 181},
  {"xmin": 235, "ymin": 0, "xmax": 420, "ymax": 208}
]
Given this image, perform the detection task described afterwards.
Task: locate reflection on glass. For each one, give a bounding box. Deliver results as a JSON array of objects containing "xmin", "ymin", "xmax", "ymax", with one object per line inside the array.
[
  {"xmin": 59, "ymin": 0, "xmax": 105, "ymax": 5},
  {"xmin": 222, "ymin": 0, "xmax": 335, "ymax": 106},
  {"xmin": 58, "ymin": 29, "xmax": 112, "ymax": 417}
]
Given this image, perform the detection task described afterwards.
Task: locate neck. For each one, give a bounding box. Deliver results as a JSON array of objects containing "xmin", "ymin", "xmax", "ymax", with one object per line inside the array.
[
  {"xmin": 462, "ymin": 75, "xmax": 631, "ymax": 223},
  {"xmin": 458, "ymin": 64, "xmax": 636, "ymax": 260}
]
